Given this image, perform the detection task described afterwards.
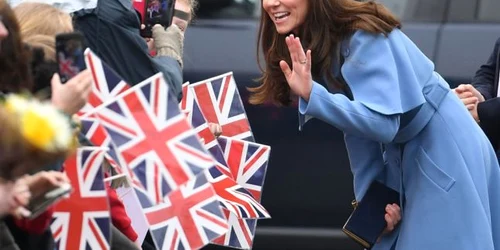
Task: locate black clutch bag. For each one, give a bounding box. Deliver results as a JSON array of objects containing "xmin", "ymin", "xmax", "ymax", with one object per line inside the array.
[{"xmin": 342, "ymin": 181, "xmax": 400, "ymax": 249}]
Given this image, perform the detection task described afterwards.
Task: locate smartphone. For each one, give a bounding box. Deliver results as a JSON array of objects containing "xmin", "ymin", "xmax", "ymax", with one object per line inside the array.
[
  {"xmin": 141, "ymin": 0, "xmax": 177, "ymax": 38},
  {"xmin": 26, "ymin": 183, "xmax": 72, "ymax": 219},
  {"xmin": 55, "ymin": 32, "xmax": 86, "ymax": 83}
]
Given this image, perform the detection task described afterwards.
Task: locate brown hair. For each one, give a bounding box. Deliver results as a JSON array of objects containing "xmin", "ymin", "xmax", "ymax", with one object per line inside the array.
[
  {"xmin": 249, "ymin": 0, "xmax": 401, "ymax": 106},
  {"xmin": 0, "ymin": 0, "xmax": 33, "ymax": 93},
  {"xmin": 24, "ymin": 34, "xmax": 56, "ymax": 60},
  {"xmin": 13, "ymin": 2, "xmax": 73, "ymax": 38},
  {"xmin": 13, "ymin": 3, "xmax": 71, "ymax": 94}
]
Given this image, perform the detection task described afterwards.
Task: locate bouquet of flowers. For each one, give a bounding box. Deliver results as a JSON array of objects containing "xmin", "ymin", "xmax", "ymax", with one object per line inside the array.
[{"xmin": 0, "ymin": 94, "xmax": 77, "ymax": 180}]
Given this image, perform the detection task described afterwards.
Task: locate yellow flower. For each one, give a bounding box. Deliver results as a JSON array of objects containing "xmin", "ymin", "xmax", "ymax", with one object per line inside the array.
[
  {"xmin": 4, "ymin": 95, "xmax": 29, "ymax": 115},
  {"xmin": 21, "ymin": 108, "xmax": 55, "ymax": 150},
  {"xmin": 2, "ymin": 94, "xmax": 74, "ymax": 153}
]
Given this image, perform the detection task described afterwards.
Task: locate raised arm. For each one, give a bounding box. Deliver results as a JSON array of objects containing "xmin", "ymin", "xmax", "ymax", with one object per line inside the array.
[
  {"xmin": 294, "ymin": 30, "xmax": 427, "ymax": 143},
  {"xmin": 299, "ymin": 82, "xmax": 400, "ymax": 143}
]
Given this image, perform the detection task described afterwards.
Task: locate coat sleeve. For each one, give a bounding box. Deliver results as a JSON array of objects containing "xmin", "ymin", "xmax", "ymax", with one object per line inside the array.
[
  {"xmin": 299, "ymin": 82, "xmax": 400, "ymax": 143},
  {"xmin": 152, "ymin": 56, "xmax": 183, "ymax": 102},
  {"xmin": 299, "ymin": 30, "xmax": 427, "ymax": 143},
  {"xmin": 472, "ymin": 38, "xmax": 500, "ymax": 100},
  {"xmin": 344, "ymin": 134, "xmax": 396, "ymax": 200}
]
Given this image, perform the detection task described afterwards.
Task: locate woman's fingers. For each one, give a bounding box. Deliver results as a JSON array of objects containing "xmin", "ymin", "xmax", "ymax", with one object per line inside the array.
[
  {"xmin": 387, "ymin": 205, "xmax": 399, "ymax": 224},
  {"xmin": 306, "ymin": 50, "xmax": 312, "ymax": 70},
  {"xmin": 294, "ymin": 37, "xmax": 307, "ymax": 62},
  {"xmin": 280, "ymin": 60, "xmax": 292, "ymax": 80},
  {"xmin": 392, "ymin": 204, "xmax": 401, "ymax": 221},
  {"xmin": 285, "ymin": 36, "xmax": 298, "ymax": 66},
  {"xmin": 284, "ymin": 34, "xmax": 310, "ymax": 70}
]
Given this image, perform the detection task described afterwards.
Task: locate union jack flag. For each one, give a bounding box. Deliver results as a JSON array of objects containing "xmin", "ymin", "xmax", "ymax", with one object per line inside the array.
[
  {"xmin": 51, "ymin": 147, "xmax": 111, "ymax": 250},
  {"xmin": 190, "ymin": 72, "xmax": 254, "ymax": 142},
  {"xmin": 79, "ymin": 116, "xmax": 148, "ymax": 191},
  {"xmin": 80, "ymin": 117, "xmax": 177, "ymax": 247},
  {"xmin": 79, "ymin": 49, "xmax": 131, "ymax": 115},
  {"xmin": 144, "ymin": 172, "xmax": 228, "ymax": 249},
  {"xmin": 79, "ymin": 115, "xmax": 110, "ymax": 149},
  {"xmin": 94, "ymin": 73, "xmax": 214, "ymax": 203},
  {"xmin": 180, "ymin": 82, "xmax": 219, "ymax": 151},
  {"xmin": 207, "ymin": 143, "xmax": 233, "ymax": 179},
  {"xmin": 206, "ymin": 166, "xmax": 270, "ymax": 219},
  {"xmin": 212, "ymin": 211, "xmax": 257, "ymax": 249},
  {"xmin": 210, "ymin": 137, "xmax": 271, "ymax": 249},
  {"xmin": 218, "ymin": 137, "xmax": 271, "ymax": 201},
  {"xmin": 181, "ymin": 86, "xmax": 270, "ymax": 219}
]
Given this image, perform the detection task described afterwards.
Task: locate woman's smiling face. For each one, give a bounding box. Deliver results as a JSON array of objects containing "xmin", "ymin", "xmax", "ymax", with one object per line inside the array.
[{"xmin": 262, "ymin": 0, "xmax": 309, "ymax": 34}]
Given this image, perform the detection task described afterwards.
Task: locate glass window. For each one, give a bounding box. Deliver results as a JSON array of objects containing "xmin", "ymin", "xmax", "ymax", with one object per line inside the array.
[
  {"xmin": 378, "ymin": 0, "xmax": 448, "ymax": 22},
  {"xmin": 196, "ymin": 0, "xmax": 259, "ymax": 19},
  {"xmin": 377, "ymin": 0, "xmax": 409, "ymax": 18},
  {"xmin": 447, "ymin": 0, "xmax": 477, "ymax": 22},
  {"xmin": 477, "ymin": 0, "xmax": 500, "ymax": 22}
]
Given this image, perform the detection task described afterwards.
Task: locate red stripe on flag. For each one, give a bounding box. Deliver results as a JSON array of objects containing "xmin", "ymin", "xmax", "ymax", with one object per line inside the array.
[
  {"xmin": 83, "ymin": 150, "xmax": 101, "ymax": 181},
  {"xmin": 86, "ymin": 53, "xmax": 101, "ymax": 92},
  {"xmin": 218, "ymin": 76, "xmax": 231, "ymax": 111},
  {"xmin": 243, "ymin": 147, "xmax": 266, "ymax": 174}
]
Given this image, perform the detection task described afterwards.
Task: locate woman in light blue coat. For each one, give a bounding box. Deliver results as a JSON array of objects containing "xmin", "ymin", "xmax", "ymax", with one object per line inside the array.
[{"xmin": 250, "ymin": 0, "xmax": 500, "ymax": 249}]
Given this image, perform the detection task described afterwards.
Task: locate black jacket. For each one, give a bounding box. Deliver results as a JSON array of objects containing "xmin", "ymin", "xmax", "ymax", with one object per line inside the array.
[{"xmin": 472, "ymin": 37, "xmax": 500, "ymax": 152}]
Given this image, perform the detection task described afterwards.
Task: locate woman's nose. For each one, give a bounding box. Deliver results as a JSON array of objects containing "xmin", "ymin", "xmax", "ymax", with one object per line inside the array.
[{"xmin": 263, "ymin": 0, "xmax": 281, "ymax": 9}]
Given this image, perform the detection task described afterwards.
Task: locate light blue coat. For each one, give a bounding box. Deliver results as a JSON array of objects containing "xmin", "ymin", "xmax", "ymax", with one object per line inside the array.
[{"xmin": 299, "ymin": 29, "xmax": 500, "ymax": 249}]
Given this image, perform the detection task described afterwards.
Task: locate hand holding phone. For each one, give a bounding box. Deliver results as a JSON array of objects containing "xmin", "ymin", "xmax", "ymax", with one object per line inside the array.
[
  {"xmin": 26, "ymin": 183, "xmax": 72, "ymax": 219},
  {"xmin": 56, "ymin": 32, "xmax": 86, "ymax": 83},
  {"xmin": 23, "ymin": 171, "xmax": 72, "ymax": 219},
  {"xmin": 50, "ymin": 70, "xmax": 93, "ymax": 115},
  {"xmin": 141, "ymin": 0, "xmax": 177, "ymax": 38}
]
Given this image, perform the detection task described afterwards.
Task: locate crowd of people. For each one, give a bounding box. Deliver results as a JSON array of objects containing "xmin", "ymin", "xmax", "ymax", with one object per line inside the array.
[{"xmin": 0, "ymin": 0, "xmax": 198, "ymax": 249}]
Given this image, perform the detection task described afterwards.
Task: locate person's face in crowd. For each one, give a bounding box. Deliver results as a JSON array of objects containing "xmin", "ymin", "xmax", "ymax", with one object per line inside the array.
[
  {"xmin": 173, "ymin": 0, "xmax": 192, "ymax": 32},
  {"xmin": 262, "ymin": 0, "xmax": 309, "ymax": 35},
  {"xmin": 149, "ymin": 0, "xmax": 160, "ymax": 8}
]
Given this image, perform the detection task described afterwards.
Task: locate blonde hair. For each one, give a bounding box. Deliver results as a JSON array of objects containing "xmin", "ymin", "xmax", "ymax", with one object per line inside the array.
[
  {"xmin": 23, "ymin": 34, "xmax": 56, "ymax": 60},
  {"xmin": 13, "ymin": 2, "xmax": 73, "ymax": 38},
  {"xmin": 188, "ymin": 0, "xmax": 198, "ymax": 20}
]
